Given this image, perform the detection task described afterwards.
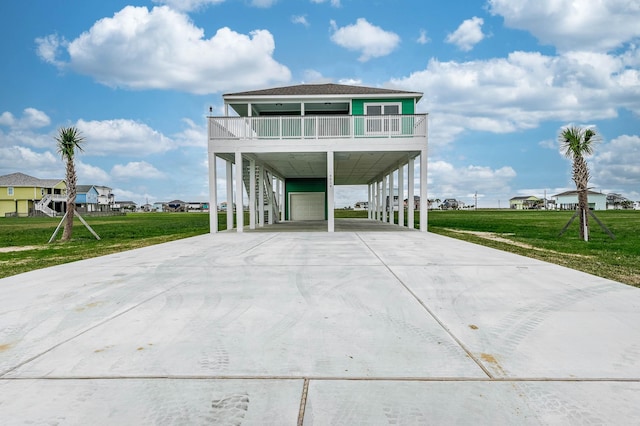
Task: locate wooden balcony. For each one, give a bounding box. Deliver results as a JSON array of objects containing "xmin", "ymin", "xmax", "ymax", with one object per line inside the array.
[{"xmin": 209, "ymin": 114, "xmax": 427, "ymax": 141}]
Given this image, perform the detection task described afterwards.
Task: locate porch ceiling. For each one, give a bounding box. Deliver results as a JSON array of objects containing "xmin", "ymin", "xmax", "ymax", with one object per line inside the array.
[{"xmin": 246, "ymin": 151, "xmax": 419, "ymax": 185}]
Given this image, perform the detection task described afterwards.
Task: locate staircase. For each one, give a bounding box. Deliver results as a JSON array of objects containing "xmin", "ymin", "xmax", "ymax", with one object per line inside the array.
[
  {"xmin": 242, "ymin": 164, "xmax": 280, "ymax": 226},
  {"xmin": 35, "ymin": 194, "xmax": 57, "ymax": 217}
]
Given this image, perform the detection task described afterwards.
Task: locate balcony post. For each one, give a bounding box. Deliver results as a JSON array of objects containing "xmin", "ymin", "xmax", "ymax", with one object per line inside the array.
[{"xmin": 382, "ymin": 174, "xmax": 387, "ymax": 223}]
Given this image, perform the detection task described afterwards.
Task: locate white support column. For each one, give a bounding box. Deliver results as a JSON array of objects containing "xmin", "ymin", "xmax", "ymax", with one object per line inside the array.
[
  {"xmin": 388, "ymin": 169, "xmax": 394, "ymax": 224},
  {"xmin": 226, "ymin": 160, "xmax": 234, "ymax": 231},
  {"xmin": 376, "ymin": 180, "xmax": 381, "ymax": 221},
  {"xmin": 267, "ymin": 174, "xmax": 274, "ymax": 225},
  {"xmin": 398, "ymin": 163, "xmax": 404, "ymax": 228},
  {"xmin": 327, "ymin": 151, "xmax": 335, "ymax": 232},
  {"xmin": 279, "ymin": 178, "xmax": 285, "ymax": 222},
  {"xmin": 367, "ymin": 183, "xmax": 372, "ymax": 219},
  {"xmin": 249, "ymin": 159, "xmax": 256, "ymax": 230},
  {"xmin": 408, "ymin": 157, "xmax": 415, "ymax": 229},
  {"xmin": 235, "ymin": 151, "xmax": 244, "ymax": 233},
  {"xmin": 382, "ymin": 175, "xmax": 387, "ymax": 223},
  {"xmin": 258, "ymin": 168, "xmax": 265, "ymax": 227},
  {"xmin": 420, "ymin": 150, "xmax": 428, "ymax": 232},
  {"xmin": 208, "ymin": 151, "xmax": 218, "ymax": 233}
]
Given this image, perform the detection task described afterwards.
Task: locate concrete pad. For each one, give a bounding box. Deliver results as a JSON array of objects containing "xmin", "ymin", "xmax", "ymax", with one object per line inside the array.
[
  {"xmin": 4, "ymin": 264, "xmax": 484, "ymax": 378},
  {"xmin": 0, "ymin": 379, "xmax": 302, "ymax": 424},
  {"xmin": 391, "ymin": 264, "xmax": 640, "ymax": 379},
  {"xmin": 1, "ymin": 229, "xmax": 639, "ymax": 423},
  {"xmin": 303, "ymin": 380, "xmax": 640, "ymax": 424}
]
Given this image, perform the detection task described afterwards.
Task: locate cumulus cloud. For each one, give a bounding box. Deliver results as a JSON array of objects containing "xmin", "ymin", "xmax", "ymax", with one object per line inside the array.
[
  {"xmin": 76, "ymin": 161, "xmax": 111, "ymax": 183},
  {"xmin": 0, "ymin": 108, "xmax": 50, "ymax": 130},
  {"xmin": 389, "ymin": 50, "xmax": 640, "ymax": 144},
  {"xmin": 173, "ymin": 118, "xmax": 207, "ymax": 148},
  {"xmin": 488, "ymin": 0, "xmax": 640, "ymax": 52},
  {"xmin": 111, "ymin": 161, "xmax": 165, "ymax": 180},
  {"xmin": 36, "ymin": 6, "xmax": 291, "ymax": 94},
  {"xmin": 330, "ymin": 18, "xmax": 400, "ymax": 62},
  {"xmin": 0, "ymin": 146, "xmax": 58, "ymax": 175},
  {"xmin": 311, "ymin": 0, "xmax": 341, "ymax": 7},
  {"xmin": 292, "ymin": 15, "xmax": 310, "ymax": 27},
  {"xmin": 446, "ymin": 17, "xmax": 485, "ymax": 51},
  {"xmin": 75, "ymin": 119, "xmax": 174, "ymax": 156},
  {"xmin": 592, "ymin": 134, "xmax": 640, "ymax": 189},
  {"xmin": 428, "ymin": 160, "xmax": 516, "ymax": 200},
  {"xmin": 152, "ymin": 0, "xmax": 225, "ymax": 12},
  {"xmin": 417, "ymin": 29, "xmax": 430, "ymax": 45}
]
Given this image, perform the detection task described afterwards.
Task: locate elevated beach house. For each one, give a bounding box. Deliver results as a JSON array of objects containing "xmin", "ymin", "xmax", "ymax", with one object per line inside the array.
[{"xmin": 207, "ymin": 83, "xmax": 428, "ymax": 233}]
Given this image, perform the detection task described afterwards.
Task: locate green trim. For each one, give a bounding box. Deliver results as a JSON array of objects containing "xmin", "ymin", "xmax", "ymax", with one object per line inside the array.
[{"xmin": 351, "ymin": 98, "xmax": 415, "ymax": 115}]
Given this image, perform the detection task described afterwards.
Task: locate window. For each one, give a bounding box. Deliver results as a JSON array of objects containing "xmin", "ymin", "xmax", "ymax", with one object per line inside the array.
[
  {"xmin": 364, "ymin": 103, "xmax": 401, "ymax": 134},
  {"xmin": 7, "ymin": 187, "xmax": 14, "ymax": 196}
]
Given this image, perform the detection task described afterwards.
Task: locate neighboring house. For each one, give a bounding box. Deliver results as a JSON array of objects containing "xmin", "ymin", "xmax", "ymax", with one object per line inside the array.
[
  {"xmin": 94, "ymin": 186, "xmax": 115, "ymax": 211},
  {"xmin": 606, "ymin": 193, "xmax": 634, "ymax": 210},
  {"xmin": 112, "ymin": 201, "xmax": 137, "ymax": 211},
  {"xmin": 353, "ymin": 201, "xmax": 368, "ymax": 211},
  {"xmin": 166, "ymin": 200, "xmax": 186, "ymax": 212},
  {"xmin": 152, "ymin": 202, "xmax": 164, "ymax": 212},
  {"xmin": 186, "ymin": 202, "xmax": 209, "ymax": 212},
  {"xmin": 509, "ymin": 195, "xmax": 540, "ymax": 210},
  {"xmin": 441, "ymin": 198, "xmax": 460, "ymax": 210},
  {"xmin": 0, "ymin": 172, "xmax": 66, "ymax": 217},
  {"xmin": 208, "ymin": 83, "xmax": 428, "ymax": 232},
  {"xmin": 553, "ymin": 190, "xmax": 607, "ymax": 211},
  {"xmin": 75, "ymin": 185, "xmax": 99, "ymax": 212}
]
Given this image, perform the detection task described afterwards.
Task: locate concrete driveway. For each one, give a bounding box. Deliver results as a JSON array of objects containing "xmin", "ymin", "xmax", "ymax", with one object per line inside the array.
[{"xmin": 1, "ymin": 226, "xmax": 639, "ymax": 424}]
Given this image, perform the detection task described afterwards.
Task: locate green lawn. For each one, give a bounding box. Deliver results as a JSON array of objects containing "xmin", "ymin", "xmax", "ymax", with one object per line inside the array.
[{"xmin": 1, "ymin": 210, "xmax": 638, "ymax": 287}]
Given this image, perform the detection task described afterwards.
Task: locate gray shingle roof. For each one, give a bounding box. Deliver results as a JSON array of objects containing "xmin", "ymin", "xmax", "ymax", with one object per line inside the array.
[
  {"xmin": 224, "ymin": 83, "xmax": 421, "ymax": 97},
  {"xmin": 0, "ymin": 172, "xmax": 63, "ymax": 187}
]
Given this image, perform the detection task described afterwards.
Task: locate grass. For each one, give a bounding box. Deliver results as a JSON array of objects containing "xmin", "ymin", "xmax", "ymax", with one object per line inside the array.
[{"xmin": 1, "ymin": 209, "xmax": 638, "ymax": 287}]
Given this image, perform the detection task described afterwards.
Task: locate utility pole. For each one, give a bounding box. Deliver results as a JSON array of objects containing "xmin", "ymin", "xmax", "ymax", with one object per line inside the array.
[{"xmin": 474, "ymin": 191, "xmax": 478, "ymax": 211}]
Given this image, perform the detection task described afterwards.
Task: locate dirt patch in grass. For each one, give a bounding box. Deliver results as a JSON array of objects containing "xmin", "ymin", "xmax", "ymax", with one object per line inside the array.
[
  {"xmin": 444, "ymin": 229, "xmax": 591, "ymax": 258},
  {"xmin": 0, "ymin": 245, "xmax": 40, "ymax": 253}
]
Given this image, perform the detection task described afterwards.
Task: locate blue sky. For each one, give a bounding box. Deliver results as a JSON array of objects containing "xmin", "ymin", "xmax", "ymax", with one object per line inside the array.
[{"xmin": 1, "ymin": 0, "xmax": 639, "ymax": 208}]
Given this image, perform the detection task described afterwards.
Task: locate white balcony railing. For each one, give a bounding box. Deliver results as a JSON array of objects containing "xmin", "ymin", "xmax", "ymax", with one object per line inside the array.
[{"xmin": 209, "ymin": 114, "xmax": 427, "ymax": 140}]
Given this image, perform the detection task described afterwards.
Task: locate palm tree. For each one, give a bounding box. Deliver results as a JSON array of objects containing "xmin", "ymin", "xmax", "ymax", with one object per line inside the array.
[
  {"xmin": 558, "ymin": 126, "xmax": 599, "ymax": 241},
  {"xmin": 55, "ymin": 126, "xmax": 85, "ymax": 241}
]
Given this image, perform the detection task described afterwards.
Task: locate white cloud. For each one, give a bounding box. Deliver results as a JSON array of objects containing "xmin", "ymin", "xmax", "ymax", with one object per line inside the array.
[
  {"xmin": 75, "ymin": 119, "xmax": 174, "ymax": 156},
  {"xmin": 292, "ymin": 15, "xmax": 310, "ymax": 27},
  {"xmin": 173, "ymin": 118, "xmax": 207, "ymax": 148},
  {"xmin": 488, "ymin": 0, "xmax": 640, "ymax": 52},
  {"xmin": 152, "ymin": 0, "xmax": 225, "ymax": 12},
  {"xmin": 445, "ymin": 17, "xmax": 485, "ymax": 52},
  {"xmin": 251, "ymin": 0, "xmax": 277, "ymax": 7},
  {"xmin": 417, "ymin": 29, "xmax": 430, "ymax": 45},
  {"xmin": 111, "ymin": 161, "xmax": 165, "ymax": 180},
  {"xmin": 592, "ymin": 134, "xmax": 640, "ymax": 189},
  {"xmin": 428, "ymin": 160, "xmax": 516, "ymax": 200},
  {"xmin": 37, "ymin": 6, "xmax": 291, "ymax": 94},
  {"xmin": 389, "ymin": 50, "xmax": 640, "ymax": 144},
  {"xmin": 76, "ymin": 161, "xmax": 111, "ymax": 183},
  {"xmin": 330, "ymin": 18, "xmax": 400, "ymax": 62},
  {"xmin": 311, "ymin": 0, "xmax": 341, "ymax": 7},
  {"xmin": 34, "ymin": 34, "xmax": 67, "ymax": 67},
  {"xmin": 0, "ymin": 146, "xmax": 58, "ymax": 175},
  {"xmin": 0, "ymin": 108, "xmax": 50, "ymax": 129}
]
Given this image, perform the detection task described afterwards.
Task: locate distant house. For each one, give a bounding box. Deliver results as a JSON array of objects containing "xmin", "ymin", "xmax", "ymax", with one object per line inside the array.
[
  {"xmin": 186, "ymin": 202, "xmax": 209, "ymax": 212},
  {"xmin": 405, "ymin": 196, "xmax": 420, "ymax": 210},
  {"xmin": 0, "ymin": 172, "xmax": 66, "ymax": 217},
  {"xmin": 113, "ymin": 201, "xmax": 137, "ymax": 211},
  {"xmin": 440, "ymin": 198, "xmax": 459, "ymax": 210},
  {"xmin": 94, "ymin": 186, "xmax": 115, "ymax": 211},
  {"xmin": 606, "ymin": 193, "xmax": 633, "ymax": 210},
  {"xmin": 553, "ymin": 190, "xmax": 607, "ymax": 211},
  {"xmin": 353, "ymin": 201, "xmax": 368, "ymax": 211},
  {"xmin": 509, "ymin": 195, "xmax": 540, "ymax": 210},
  {"xmin": 75, "ymin": 185, "xmax": 99, "ymax": 212}
]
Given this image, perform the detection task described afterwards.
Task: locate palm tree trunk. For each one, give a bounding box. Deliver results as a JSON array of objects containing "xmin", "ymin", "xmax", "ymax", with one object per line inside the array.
[
  {"xmin": 573, "ymin": 155, "xmax": 590, "ymax": 241},
  {"xmin": 62, "ymin": 161, "xmax": 77, "ymax": 241}
]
